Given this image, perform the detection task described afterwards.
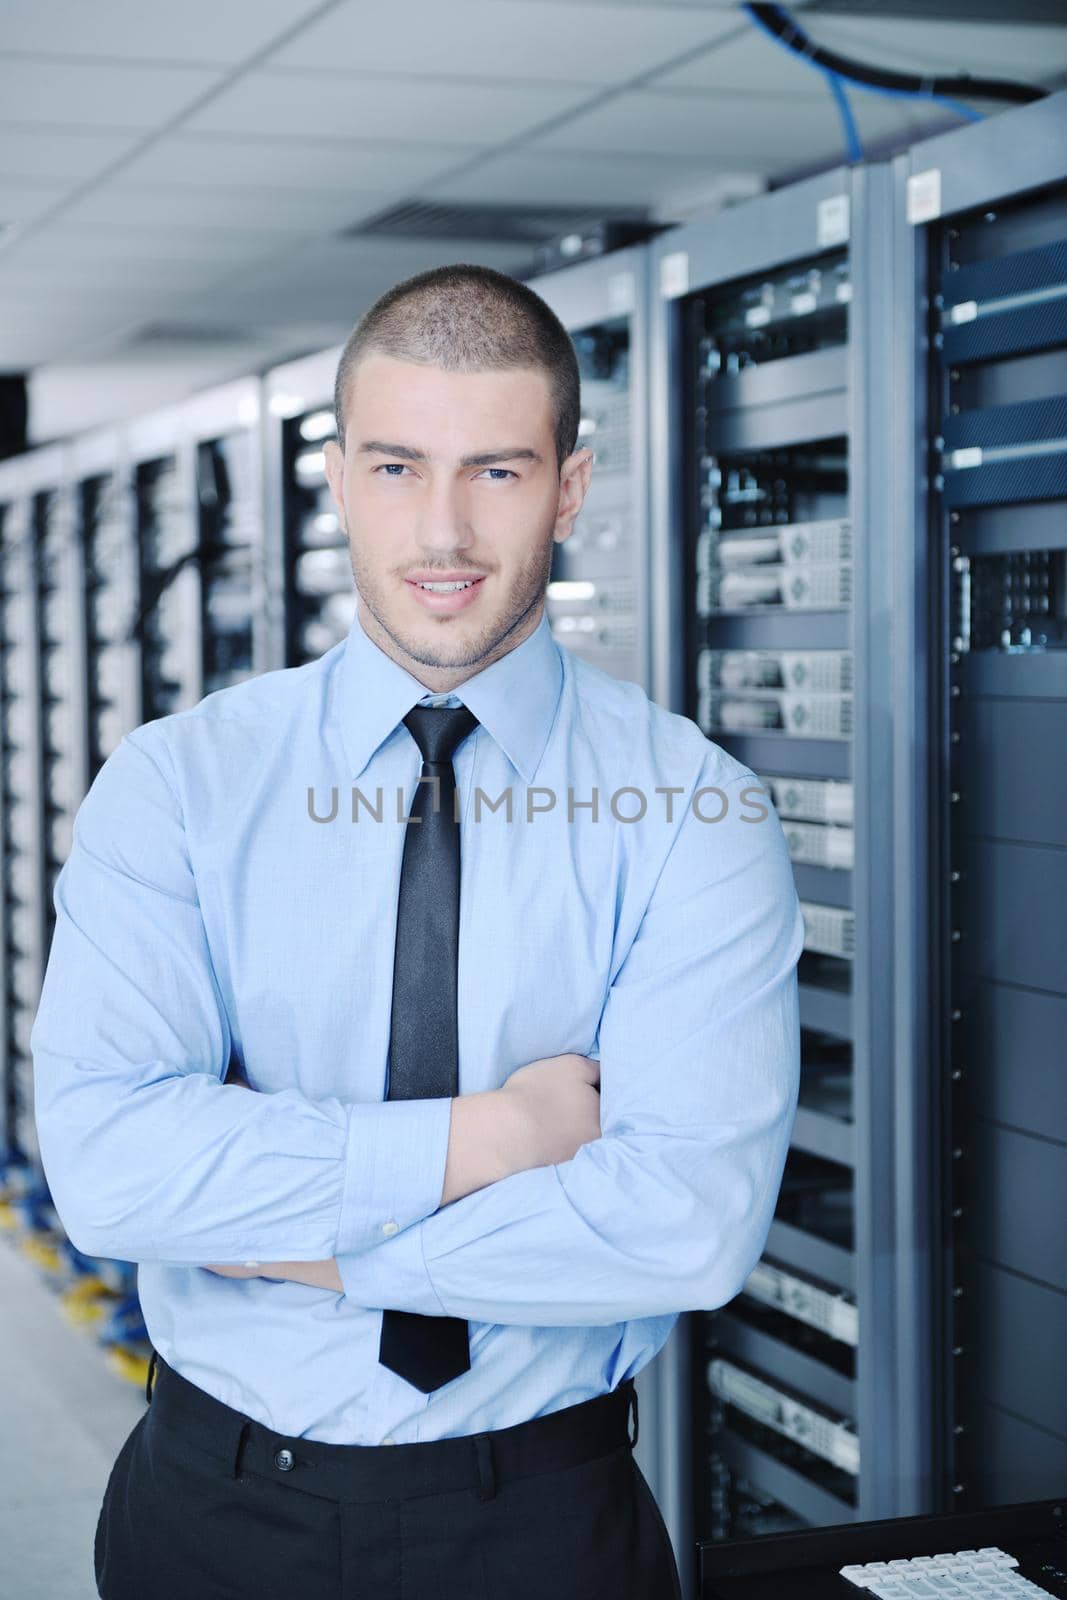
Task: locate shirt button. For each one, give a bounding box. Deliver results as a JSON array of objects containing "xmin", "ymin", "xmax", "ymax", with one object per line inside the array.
[
  {"xmin": 380, "ymin": 1220, "xmax": 399, "ymax": 1236},
  {"xmin": 274, "ymin": 1448, "xmax": 295, "ymax": 1471},
  {"xmin": 381, "ymin": 1435, "xmax": 396, "ymax": 1445}
]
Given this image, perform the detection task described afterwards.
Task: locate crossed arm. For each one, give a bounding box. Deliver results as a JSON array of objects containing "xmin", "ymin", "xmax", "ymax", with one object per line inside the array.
[
  {"xmin": 204, "ymin": 1067, "xmax": 515, "ymax": 1292},
  {"xmin": 32, "ymin": 730, "xmax": 803, "ymax": 1324}
]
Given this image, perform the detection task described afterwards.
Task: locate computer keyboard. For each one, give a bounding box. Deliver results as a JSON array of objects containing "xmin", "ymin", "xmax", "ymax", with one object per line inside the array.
[
  {"xmin": 700, "ymin": 1497, "xmax": 1067, "ymax": 1600},
  {"xmin": 840, "ymin": 1546, "xmax": 1054, "ymax": 1598}
]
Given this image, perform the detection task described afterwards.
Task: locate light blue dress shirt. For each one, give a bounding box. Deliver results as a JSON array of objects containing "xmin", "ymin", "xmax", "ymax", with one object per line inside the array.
[{"xmin": 31, "ymin": 604, "xmax": 804, "ymax": 1445}]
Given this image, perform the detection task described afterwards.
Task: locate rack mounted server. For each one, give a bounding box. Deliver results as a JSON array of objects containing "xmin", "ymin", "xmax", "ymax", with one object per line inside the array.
[
  {"xmin": 649, "ymin": 157, "xmax": 906, "ymax": 1594},
  {"xmin": 0, "ymin": 379, "xmax": 267, "ymax": 1180},
  {"xmin": 894, "ymin": 90, "xmax": 1067, "ymax": 1515}
]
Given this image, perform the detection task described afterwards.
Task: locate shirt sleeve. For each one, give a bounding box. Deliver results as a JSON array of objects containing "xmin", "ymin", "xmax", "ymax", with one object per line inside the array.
[
  {"xmin": 335, "ymin": 763, "xmax": 805, "ymax": 1325},
  {"xmin": 30, "ymin": 729, "xmax": 452, "ymax": 1267}
]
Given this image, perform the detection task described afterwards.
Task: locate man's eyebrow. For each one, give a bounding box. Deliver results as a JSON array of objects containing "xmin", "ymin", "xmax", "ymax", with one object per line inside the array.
[{"xmin": 356, "ymin": 441, "xmax": 543, "ymax": 468}]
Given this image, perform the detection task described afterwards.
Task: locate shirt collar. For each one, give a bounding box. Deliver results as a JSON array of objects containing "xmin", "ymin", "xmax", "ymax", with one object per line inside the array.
[{"xmin": 334, "ymin": 602, "xmax": 563, "ymax": 785}]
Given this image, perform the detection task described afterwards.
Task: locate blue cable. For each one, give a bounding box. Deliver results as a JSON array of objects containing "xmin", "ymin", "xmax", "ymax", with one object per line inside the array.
[
  {"xmin": 742, "ymin": 1, "xmax": 985, "ymax": 169},
  {"xmin": 817, "ymin": 69, "xmax": 984, "ymax": 124},
  {"xmin": 823, "ymin": 69, "xmax": 863, "ymax": 163},
  {"xmin": 852, "ymin": 81, "xmax": 983, "ymax": 124}
]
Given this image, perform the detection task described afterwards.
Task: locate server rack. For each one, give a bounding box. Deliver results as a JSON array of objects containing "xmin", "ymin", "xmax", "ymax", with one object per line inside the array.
[
  {"xmin": 0, "ymin": 379, "xmax": 265, "ymax": 1181},
  {"xmin": 29, "ymin": 452, "xmax": 89, "ymax": 1043},
  {"xmin": 893, "ymin": 89, "xmax": 1067, "ymax": 1514},
  {"xmin": 527, "ymin": 246, "xmax": 652, "ymax": 691},
  {"xmin": 72, "ymin": 426, "xmax": 140, "ymax": 776},
  {"xmin": 648, "ymin": 161, "xmax": 907, "ymax": 1591},
  {"xmin": 186, "ymin": 379, "xmax": 269, "ymax": 699},
  {"xmin": 0, "ymin": 482, "xmax": 11, "ymax": 1167},
  {"xmin": 0, "ymin": 451, "xmax": 52, "ymax": 1172},
  {"xmin": 127, "ymin": 405, "xmax": 202, "ymax": 724},
  {"xmin": 262, "ymin": 345, "xmax": 353, "ymax": 672},
  {"xmin": 120, "ymin": 377, "xmax": 267, "ymax": 725}
]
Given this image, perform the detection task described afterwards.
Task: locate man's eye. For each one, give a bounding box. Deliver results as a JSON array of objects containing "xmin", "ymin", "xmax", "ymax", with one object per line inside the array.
[{"xmin": 373, "ymin": 464, "xmax": 515, "ymax": 480}]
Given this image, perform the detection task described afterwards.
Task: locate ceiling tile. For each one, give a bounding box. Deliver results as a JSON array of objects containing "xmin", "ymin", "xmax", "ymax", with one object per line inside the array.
[
  {"xmin": 0, "ymin": 222, "xmax": 301, "ymax": 269},
  {"xmin": 529, "ymin": 82, "xmax": 954, "ymax": 170},
  {"xmin": 653, "ymin": 26, "xmax": 853, "ymax": 93},
  {"xmin": 1, "ymin": 309, "xmax": 149, "ymax": 367},
  {"xmin": 0, "ymin": 58, "xmax": 224, "ymax": 129},
  {"xmin": 0, "ymin": 180, "xmax": 78, "ymax": 226},
  {"xmin": 0, "ymin": 0, "xmax": 326, "ymax": 64},
  {"xmin": 0, "ymin": 286, "xmax": 199, "ymax": 329},
  {"xmin": 182, "ymin": 69, "xmax": 598, "ymax": 144},
  {"xmin": 268, "ymin": 0, "xmax": 741, "ymax": 82},
  {"xmin": 0, "ymin": 126, "xmax": 141, "ymax": 184},
  {"xmin": 53, "ymin": 183, "xmax": 398, "ymax": 234},
  {"xmin": 431, "ymin": 146, "xmax": 752, "ymax": 209},
  {"xmin": 104, "ymin": 133, "xmax": 480, "ymax": 193}
]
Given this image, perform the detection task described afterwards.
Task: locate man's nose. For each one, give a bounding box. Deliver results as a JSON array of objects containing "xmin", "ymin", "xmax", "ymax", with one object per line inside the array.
[{"xmin": 413, "ymin": 477, "xmax": 476, "ymax": 554}]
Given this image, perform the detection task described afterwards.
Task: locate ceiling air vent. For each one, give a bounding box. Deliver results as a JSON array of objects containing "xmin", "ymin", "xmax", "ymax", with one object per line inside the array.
[
  {"xmin": 339, "ymin": 199, "xmax": 640, "ymax": 246},
  {"xmin": 120, "ymin": 321, "xmax": 253, "ymax": 349},
  {"xmin": 340, "ymin": 199, "xmax": 664, "ymax": 276}
]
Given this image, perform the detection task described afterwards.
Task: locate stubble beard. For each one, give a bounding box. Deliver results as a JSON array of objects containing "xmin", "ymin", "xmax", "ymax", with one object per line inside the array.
[{"xmin": 348, "ymin": 527, "xmax": 555, "ymax": 675}]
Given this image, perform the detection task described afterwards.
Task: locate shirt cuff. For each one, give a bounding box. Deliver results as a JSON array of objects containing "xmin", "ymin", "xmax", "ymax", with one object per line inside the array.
[
  {"xmin": 336, "ymin": 1095, "xmax": 453, "ymax": 1256},
  {"xmin": 336, "ymin": 1218, "xmax": 446, "ymax": 1316}
]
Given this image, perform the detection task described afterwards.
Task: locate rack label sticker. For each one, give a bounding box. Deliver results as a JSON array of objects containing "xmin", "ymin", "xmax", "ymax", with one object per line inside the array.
[
  {"xmin": 907, "ymin": 167, "xmax": 942, "ymax": 225},
  {"xmin": 659, "ymin": 250, "xmax": 689, "ymax": 300},
  {"xmin": 817, "ymin": 193, "xmax": 850, "ymax": 249}
]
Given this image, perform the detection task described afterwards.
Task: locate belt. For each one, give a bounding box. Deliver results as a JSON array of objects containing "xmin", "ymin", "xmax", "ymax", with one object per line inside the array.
[{"xmin": 144, "ymin": 1351, "xmax": 639, "ymax": 1506}]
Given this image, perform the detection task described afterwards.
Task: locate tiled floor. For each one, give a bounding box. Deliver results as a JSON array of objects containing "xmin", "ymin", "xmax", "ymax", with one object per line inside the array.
[{"xmin": 0, "ymin": 1237, "xmax": 145, "ymax": 1599}]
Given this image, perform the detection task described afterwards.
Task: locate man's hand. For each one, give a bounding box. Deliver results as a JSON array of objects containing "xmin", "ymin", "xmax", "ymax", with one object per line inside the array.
[
  {"xmin": 204, "ymin": 1260, "xmax": 343, "ymax": 1290},
  {"xmin": 441, "ymin": 1054, "xmax": 602, "ymax": 1206},
  {"xmin": 224, "ymin": 1057, "xmax": 251, "ymax": 1089},
  {"xmin": 209, "ymin": 1051, "xmax": 602, "ymax": 1290},
  {"xmin": 497, "ymin": 1053, "xmax": 602, "ymax": 1172}
]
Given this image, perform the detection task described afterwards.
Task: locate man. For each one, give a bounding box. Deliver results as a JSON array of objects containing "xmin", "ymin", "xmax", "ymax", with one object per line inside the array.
[{"xmin": 31, "ymin": 263, "xmax": 804, "ymax": 1600}]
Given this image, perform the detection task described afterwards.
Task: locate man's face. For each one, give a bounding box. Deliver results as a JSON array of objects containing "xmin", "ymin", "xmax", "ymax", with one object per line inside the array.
[{"xmin": 323, "ymin": 351, "xmax": 592, "ymax": 691}]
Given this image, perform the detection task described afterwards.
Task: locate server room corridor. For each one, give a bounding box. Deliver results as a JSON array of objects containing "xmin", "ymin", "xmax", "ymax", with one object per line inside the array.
[{"xmin": 2, "ymin": 5, "xmax": 1066, "ymax": 1599}]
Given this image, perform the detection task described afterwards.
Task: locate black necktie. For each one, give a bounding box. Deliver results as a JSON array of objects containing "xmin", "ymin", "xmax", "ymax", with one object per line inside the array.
[{"xmin": 377, "ymin": 701, "xmax": 480, "ymax": 1394}]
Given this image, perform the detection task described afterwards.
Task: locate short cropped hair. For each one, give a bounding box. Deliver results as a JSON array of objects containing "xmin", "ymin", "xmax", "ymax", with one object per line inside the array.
[{"xmin": 333, "ymin": 263, "xmax": 580, "ymax": 474}]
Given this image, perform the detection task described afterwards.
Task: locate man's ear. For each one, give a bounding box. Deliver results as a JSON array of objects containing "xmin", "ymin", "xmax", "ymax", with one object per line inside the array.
[
  {"xmin": 323, "ymin": 438, "xmax": 346, "ymax": 527},
  {"xmin": 553, "ymin": 446, "xmax": 595, "ymax": 545}
]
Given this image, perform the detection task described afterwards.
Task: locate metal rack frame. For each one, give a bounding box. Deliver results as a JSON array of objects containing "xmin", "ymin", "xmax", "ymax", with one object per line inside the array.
[
  {"xmin": 0, "ymin": 450, "xmax": 50, "ymax": 1166},
  {"xmin": 646, "ymin": 159, "xmax": 919, "ymax": 1591},
  {"xmin": 261, "ymin": 343, "xmax": 345, "ymax": 673},
  {"xmin": 891, "ymin": 87, "xmax": 1067, "ymax": 1514}
]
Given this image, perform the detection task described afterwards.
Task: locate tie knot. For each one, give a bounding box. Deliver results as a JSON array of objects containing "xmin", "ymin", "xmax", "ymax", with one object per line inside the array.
[{"xmin": 402, "ymin": 704, "xmax": 480, "ymax": 767}]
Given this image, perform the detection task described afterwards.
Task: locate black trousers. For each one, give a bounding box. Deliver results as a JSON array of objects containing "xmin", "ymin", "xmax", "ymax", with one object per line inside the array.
[{"xmin": 94, "ymin": 1350, "xmax": 684, "ymax": 1599}]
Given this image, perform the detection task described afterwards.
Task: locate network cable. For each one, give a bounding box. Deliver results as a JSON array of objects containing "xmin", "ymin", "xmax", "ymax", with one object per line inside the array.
[{"xmin": 744, "ymin": 3, "xmax": 1048, "ymax": 164}]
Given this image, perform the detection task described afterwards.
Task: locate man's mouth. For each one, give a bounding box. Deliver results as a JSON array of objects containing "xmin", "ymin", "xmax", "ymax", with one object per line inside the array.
[{"xmin": 405, "ymin": 575, "xmax": 487, "ymax": 611}]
